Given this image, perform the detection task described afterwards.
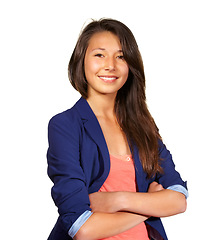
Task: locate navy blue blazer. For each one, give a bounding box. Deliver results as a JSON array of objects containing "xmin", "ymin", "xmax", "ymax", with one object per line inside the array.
[{"xmin": 47, "ymin": 97, "xmax": 187, "ymax": 240}]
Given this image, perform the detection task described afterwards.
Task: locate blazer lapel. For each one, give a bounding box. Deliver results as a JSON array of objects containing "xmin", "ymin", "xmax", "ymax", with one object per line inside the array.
[
  {"xmin": 74, "ymin": 98, "xmax": 108, "ymax": 150},
  {"xmin": 74, "ymin": 97, "xmax": 110, "ymax": 189}
]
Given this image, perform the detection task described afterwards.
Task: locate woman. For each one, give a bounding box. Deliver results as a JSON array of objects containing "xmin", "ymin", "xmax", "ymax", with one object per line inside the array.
[{"xmin": 47, "ymin": 18, "xmax": 188, "ymax": 240}]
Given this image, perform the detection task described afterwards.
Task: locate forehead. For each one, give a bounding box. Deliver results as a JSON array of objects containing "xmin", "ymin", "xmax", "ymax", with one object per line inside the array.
[{"xmin": 87, "ymin": 31, "xmax": 122, "ymax": 51}]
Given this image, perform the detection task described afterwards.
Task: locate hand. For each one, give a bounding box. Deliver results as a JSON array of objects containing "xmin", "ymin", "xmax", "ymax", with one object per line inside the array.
[
  {"xmin": 89, "ymin": 192, "xmax": 122, "ymax": 213},
  {"xmin": 148, "ymin": 181, "xmax": 164, "ymax": 193}
]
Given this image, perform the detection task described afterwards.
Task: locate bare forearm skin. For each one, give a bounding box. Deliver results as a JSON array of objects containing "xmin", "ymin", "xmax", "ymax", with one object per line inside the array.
[
  {"xmin": 74, "ymin": 212, "xmax": 148, "ymax": 240},
  {"xmin": 121, "ymin": 189, "xmax": 187, "ymax": 217}
]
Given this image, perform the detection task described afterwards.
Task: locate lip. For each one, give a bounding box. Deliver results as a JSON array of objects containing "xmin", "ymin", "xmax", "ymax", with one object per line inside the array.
[{"xmin": 98, "ymin": 75, "xmax": 119, "ymax": 83}]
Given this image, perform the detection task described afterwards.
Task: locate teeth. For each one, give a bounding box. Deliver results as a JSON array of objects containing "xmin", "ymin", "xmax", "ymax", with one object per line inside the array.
[{"xmin": 99, "ymin": 77, "xmax": 117, "ymax": 80}]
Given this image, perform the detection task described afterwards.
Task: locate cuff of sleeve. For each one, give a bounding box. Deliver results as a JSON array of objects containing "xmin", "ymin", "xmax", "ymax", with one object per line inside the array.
[
  {"xmin": 68, "ymin": 210, "xmax": 93, "ymax": 238},
  {"xmin": 167, "ymin": 184, "xmax": 189, "ymax": 199}
]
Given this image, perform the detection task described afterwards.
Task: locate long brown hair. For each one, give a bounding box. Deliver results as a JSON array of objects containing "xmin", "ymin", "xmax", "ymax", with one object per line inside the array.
[{"xmin": 68, "ymin": 18, "xmax": 162, "ymax": 178}]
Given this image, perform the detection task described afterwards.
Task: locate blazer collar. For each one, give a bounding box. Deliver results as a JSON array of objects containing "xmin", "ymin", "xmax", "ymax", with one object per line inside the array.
[
  {"xmin": 74, "ymin": 97, "xmax": 96, "ymax": 121},
  {"xmin": 74, "ymin": 97, "xmax": 106, "ymax": 141}
]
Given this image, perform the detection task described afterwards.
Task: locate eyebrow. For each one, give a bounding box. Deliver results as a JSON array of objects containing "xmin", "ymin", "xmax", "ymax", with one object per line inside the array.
[{"xmin": 91, "ymin": 48, "xmax": 123, "ymax": 53}]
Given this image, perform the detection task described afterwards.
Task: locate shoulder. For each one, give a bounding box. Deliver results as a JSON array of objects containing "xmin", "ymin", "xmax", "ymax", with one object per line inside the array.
[
  {"xmin": 48, "ymin": 103, "xmax": 82, "ymax": 133},
  {"xmin": 49, "ymin": 106, "xmax": 79, "ymax": 123},
  {"xmin": 158, "ymin": 139, "xmax": 171, "ymax": 158}
]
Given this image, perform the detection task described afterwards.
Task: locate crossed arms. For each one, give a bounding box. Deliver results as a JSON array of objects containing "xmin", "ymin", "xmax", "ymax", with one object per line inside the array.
[{"xmin": 74, "ymin": 182, "xmax": 187, "ymax": 240}]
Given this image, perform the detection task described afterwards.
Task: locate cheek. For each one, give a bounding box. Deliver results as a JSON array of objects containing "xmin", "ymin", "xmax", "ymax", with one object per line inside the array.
[
  {"xmin": 85, "ymin": 58, "xmax": 102, "ymax": 76},
  {"xmin": 121, "ymin": 64, "xmax": 129, "ymax": 79}
]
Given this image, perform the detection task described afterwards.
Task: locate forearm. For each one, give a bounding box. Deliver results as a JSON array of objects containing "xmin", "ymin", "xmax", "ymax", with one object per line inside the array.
[
  {"xmin": 122, "ymin": 189, "xmax": 187, "ymax": 217},
  {"xmin": 74, "ymin": 211, "xmax": 148, "ymax": 240}
]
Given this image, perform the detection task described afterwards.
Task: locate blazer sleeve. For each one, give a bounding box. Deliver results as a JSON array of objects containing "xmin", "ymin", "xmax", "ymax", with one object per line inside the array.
[
  {"xmin": 155, "ymin": 140, "xmax": 187, "ymax": 190},
  {"xmin": 47, "ymin": 111, "xmax": 91, "ymax": 233}
]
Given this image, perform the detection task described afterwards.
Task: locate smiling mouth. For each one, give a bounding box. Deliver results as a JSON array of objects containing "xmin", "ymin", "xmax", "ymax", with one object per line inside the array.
[{"xmin": 98, "ymin": 76, "xmax": 118, "ymax": 83}]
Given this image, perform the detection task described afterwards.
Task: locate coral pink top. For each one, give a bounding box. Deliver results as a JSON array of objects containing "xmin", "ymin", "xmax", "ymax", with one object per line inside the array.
[{"xmin": 99, "ymin": 154, "xmax": 149, "ymax": 240}]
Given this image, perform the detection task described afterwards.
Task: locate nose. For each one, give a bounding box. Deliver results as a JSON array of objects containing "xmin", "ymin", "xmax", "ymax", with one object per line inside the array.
[{"xmin": 104, "ymin": 57, "xmax": 115, "ymax": 71}]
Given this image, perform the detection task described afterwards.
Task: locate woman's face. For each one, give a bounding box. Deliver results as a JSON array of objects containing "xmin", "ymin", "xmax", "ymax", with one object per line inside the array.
[{"xmin": 84, "ymin": 31, "xmax": 129, "ymax": 98}]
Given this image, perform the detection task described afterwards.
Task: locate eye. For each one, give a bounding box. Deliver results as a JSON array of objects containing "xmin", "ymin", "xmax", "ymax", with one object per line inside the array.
[
  {"xmin": 94, "ymin": 53, "xmax": 104, "ymax": 58},
  {"xmin": 117, "ymin": 55, "xmax": 125, "ymax": 60}
]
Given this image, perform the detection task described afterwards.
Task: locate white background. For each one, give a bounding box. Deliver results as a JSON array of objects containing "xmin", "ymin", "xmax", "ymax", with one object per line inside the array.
[{"xmin": 1, "ymin": 0, "xmax": 212, "ymax": 239}]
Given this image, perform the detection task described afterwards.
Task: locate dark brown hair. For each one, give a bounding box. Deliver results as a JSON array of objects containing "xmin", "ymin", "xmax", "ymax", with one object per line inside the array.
[{"xmin": 68, "ymin": 18, "xmax": 162, "ymax": 178}]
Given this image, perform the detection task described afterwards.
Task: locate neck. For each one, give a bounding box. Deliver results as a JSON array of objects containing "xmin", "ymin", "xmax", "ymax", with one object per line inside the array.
[{"xmin": 86, "ymin": 93, "xmax": 116, "ymax": 118}]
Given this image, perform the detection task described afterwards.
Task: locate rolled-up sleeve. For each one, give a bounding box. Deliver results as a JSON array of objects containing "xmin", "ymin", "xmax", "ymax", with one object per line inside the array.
[
  {"xmin": 167, "ymin": 184, "xmax": 188, "ymax": 198},
  {"xmin": 68, "ymin": 210, "xmax": 93, "ymax": 238},
  {"xmin": 156, "ymin": 140, "xmax": 188, "ymax": 196},
  {"xmin": 47, "ymin": 111, "xmax": 91, "ymax": 233}
]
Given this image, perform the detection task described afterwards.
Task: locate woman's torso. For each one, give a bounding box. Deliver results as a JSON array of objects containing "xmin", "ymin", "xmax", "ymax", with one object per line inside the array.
[{"xmin": 99, "ymin": 154, "xmax": 149, "ymax": 240}]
